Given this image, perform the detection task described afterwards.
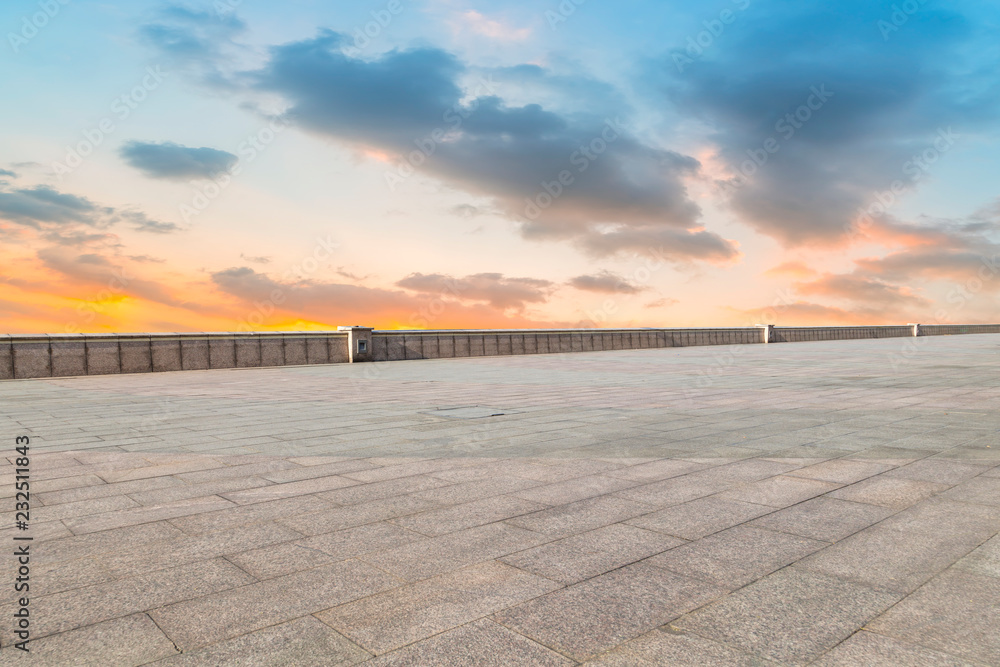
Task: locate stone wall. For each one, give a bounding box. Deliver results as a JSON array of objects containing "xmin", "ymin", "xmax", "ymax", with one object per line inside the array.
[
  {"xmin": 2, "ymin": 324, "xmax": 997, "ymax": 379},
  {"xmin": 0, "ymin": 332, "xmax": 349, "ymax": 380},
  {"xmin": 770, "ymin": 326, "xmax": 913, "ymax": 343}
]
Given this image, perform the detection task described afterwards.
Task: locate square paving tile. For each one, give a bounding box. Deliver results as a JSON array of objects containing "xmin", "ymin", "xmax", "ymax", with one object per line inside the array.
[
  {"xmin": 627, "ymin": 496, "xmax": 775, "ymax": 540},
  {"xmin": 505, "ymin": 495, "xmax": 654, "ymax": 537},
  {"xmin": 787, "ymin": 458, "xmax": 894, "ymax": 484},
  {"xmin": 748, "ymin": 496, "xmax": 894, "ymax": 542},
  {"xmin": 716, "ymin": 475, "xmax": 840, "ymax": 508},
  {"xmin": 797, "ymin": 500, "xmax": 998, "ymax": 594},
  {"xmin": 147, "ymin": 615, "xmax": 370, "ymax": 666},
  {"xmin": 150, "ymin": 560, "xmax": 403, "ymax": 650},
  {"xmin": 493, "ymin": 562, "xmax": 726, "ymax": 661},
  {"xmin": 501, "ymin": 523, "xmax": 684, "ymax": 584},
  {"xmin": 585, "ymin": 626, "xmax": 780, "ymax": 666},
  {"xmin": 675, "ymin": 568, "xmax": 900, "ymax": 665},
  {"xmin": 366, "ymin": 619, "xmax": 573, "ymax": 666},
  {"xmin": 14, "ymin": 613, "xmax": 178, "ymax": 666},
  {"xmin": 866, "ymin": 569, "xmax": 1000, "ymax": 665},
  {"xmin": 647, "ymin": 525, "xmax": 827, "ymax": 589},
  {"xmin": 810, "ymin": 630, "xmax": 979, "ymax": 667},
  {"xmin": 317, "ymin": 561, "xmax": 559, "ymax": 654},
  {"xmin": 829, "ymin": 475, "xmax": 950, "ymax": 509},
  {"xmin": 358, "ymin": 522, "xmax": 551, "ymax": 582}
]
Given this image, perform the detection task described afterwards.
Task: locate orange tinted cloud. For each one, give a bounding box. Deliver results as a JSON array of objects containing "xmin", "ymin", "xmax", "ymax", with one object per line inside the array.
[{"xmin": 763, "ymin": 261, "xmax": 817, "ymax": 279}]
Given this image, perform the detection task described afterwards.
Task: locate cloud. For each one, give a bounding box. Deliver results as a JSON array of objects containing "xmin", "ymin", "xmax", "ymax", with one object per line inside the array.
[
  {"xmin": 0, "ymin": 186, "xmax": 112, "ymax": 229},
  {"xmin": 644, "ymin": 297, "xmax": 678, "ymax": 308},
  {"xmin": 795, "ymin": 272, "xmax": 930, "ymax": 308},
  {"xmin": 456, "ymin": 10, "xmax": 531, "ymax": 41},
  {"xmin": 118, "ymin": 210, "xmax": 182, "ymax": 234},
  {"xmin": 0, "ymin": 183, "xmax": 179, "ymax": 239},
  {"xmin": 857, "ymin": 248, "xmax": 1000, "ymax": 286},
  {"xmin": 763, "ymin": 261, "xmax": 817, "ymax": 279},
  {"xmin": 396, "ymin": 272, "xmax": 553, "ymax": 310},
  {"xmin": 211, "ymin": 267, "xmax": 559, "ymax": 328},
  {"xmin": 238, "ymin": 32, "xmax": 737, "ymax": 264},
  {"xmin": 239, "ymin": 253, "xmax": 272, "ymax": 264},
  {"xmin": 659, "ymin": 0, "xmax": 1000, "ymax": 246},
  {"xmin": 450, "ymin": 203, "xmax": 488, "ymax": 218},
  {"xmin": 138, "ymin": 5, "xmax": 247, "ymax": 87},
  {"xmin": 0, "ymin": 169, "xmax": 16, "ymax": 178},
  {"xmin": 36, "ymin": 247, "xmax": 192, "ymax": 311},
  {"xmin": 730, "ymin": 301, "xmax": 880, "ymax": 325},
  {"xmin": 334, "ymin": 266, "xmax": 370, "ymax": 282},
  {"xmin": 578, "ymin": 226, "xmax": 741, "ymax": 263},
  {"xmin": 568, "ymin": 271, "xmax": 645, "ymax": 294},
  {"xmin": 120, "ymin": 141, "xmax": 238, "ymax": 180}
]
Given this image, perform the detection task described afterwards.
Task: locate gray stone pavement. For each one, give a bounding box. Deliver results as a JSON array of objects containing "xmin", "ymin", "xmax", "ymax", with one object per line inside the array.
[{"xmin": 0, "ymin": 334, "xmax": 998, "ymax": 665}]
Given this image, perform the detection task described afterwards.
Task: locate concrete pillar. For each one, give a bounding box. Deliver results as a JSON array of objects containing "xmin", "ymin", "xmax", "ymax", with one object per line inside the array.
[
  {"xmin": 755, "ymin": 324, "xmax": 774, "ymax": 343},
  {"xmin": 908, "ymin": 323, "xmax": 921, "ymax": 337},
  {"xmin": 338, "ymin": 326, "xmax": 373, "ymax": 362}
]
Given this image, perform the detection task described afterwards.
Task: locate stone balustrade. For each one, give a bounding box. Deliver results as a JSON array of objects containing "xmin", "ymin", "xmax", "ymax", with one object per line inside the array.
[{"xmin": 2, "ymin": 323, "xmax": 996, "ymax": 379}]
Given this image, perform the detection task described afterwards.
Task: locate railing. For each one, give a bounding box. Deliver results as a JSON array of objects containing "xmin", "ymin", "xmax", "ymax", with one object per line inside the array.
[{"xmin": 1, "ymin": 323, "xmax": 997, "ymax": 379}]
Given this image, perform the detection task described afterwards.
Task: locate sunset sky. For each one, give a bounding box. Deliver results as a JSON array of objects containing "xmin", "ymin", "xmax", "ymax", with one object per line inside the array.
[{"xmin": 2, "ymin": 0, "xmax": 999, "ymax": 333}]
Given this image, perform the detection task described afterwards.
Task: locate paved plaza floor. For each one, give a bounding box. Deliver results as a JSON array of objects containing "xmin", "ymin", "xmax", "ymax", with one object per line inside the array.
[{"xmin": 1, "ymin": 334, "xmax": 998, "ymax": 665}]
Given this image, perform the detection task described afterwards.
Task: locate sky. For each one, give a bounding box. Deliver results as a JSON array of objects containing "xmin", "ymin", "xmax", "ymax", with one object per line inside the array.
[{"xmin": 1, "ymin": 0, "xmax": 999, "ymax": 333}]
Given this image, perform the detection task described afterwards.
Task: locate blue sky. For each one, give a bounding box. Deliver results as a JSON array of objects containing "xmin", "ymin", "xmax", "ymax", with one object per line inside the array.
[{"xmin": 2, "ymin": 0, "xmax": 999, "ymax": 332}]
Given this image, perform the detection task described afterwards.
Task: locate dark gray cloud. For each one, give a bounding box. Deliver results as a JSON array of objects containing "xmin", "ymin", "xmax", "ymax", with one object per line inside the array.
[
  {"xmin": 659, "ymin": 0, "xmax": 1000, "ymax": 245},
  {"xmin": 569, "ymin": 271, "xmax": 644, "ymax": 294},
  {"xmin": 396, "ymin": 272, "xmax": 552, "ymax": 310},
  {"xmin": 120, "ymin": 141, "xmax": 238, "ymax": 180},
  {"xmin": 0, "ymin": 183, "xmax": 179, "ymax": 239},
  {"xmin": 239, "ymin": 31, "xmax": 736, "ymax": 263},
  {"xmin": 0, "ymin": 186, "xmax": 112, "ymax": 228}
]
